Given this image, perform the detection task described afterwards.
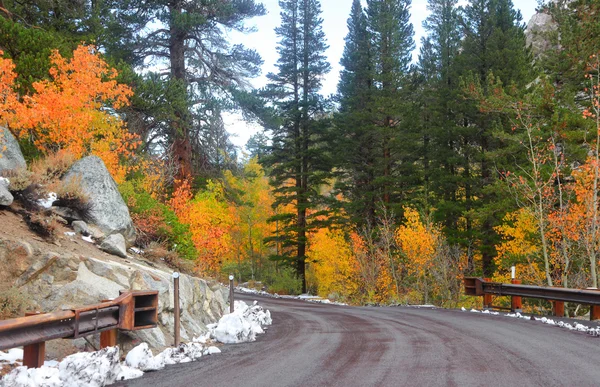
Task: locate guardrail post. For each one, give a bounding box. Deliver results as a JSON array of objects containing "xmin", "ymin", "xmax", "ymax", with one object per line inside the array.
[
  {"xmin": 23, "ymin": 312, "xmax": 45, "ymax": 368},
  {"xmin": 591, "ymin": 305, "xmax": 600, "ymax": 321},
  {"xmin": 510, "ymin": 279, "xmax": 522, "ymax": 313},
  {"xmin": 483, "ymin": 278, "xmax": 493, "ymax": 309},
  {"xmin": 100, "ymin": 329, "xmax": 117, "ymax": 348},
  {"xmin": 99, "ymin": 299, "xmax": 118, "ymax": 348},
  {"xmin": 173, "ymin": 272, "xmax": 181, "ymax": 346},
  {"xmin": 552, "ymin": 301, "xmax": 565, "ymax": 317},
  {"xmin": 229, "ymin": 274, "xmax": 235, "ymax": 314}
]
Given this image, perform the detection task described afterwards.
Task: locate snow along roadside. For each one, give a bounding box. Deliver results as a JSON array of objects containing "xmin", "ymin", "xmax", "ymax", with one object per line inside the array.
[
  {"xmin": 0, "ymin": 300, "xmax": 272, "ymax": 387},
  {"xmin": 462, "ymin": 307, "xmax": 600, "ymax": 336},
  {"xmin": 235, "ymin": 286, "xmax": 349, "ymax": 306}
]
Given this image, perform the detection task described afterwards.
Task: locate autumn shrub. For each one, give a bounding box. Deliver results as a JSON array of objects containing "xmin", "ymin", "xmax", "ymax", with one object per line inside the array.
[
  {"xmin": 120, "ymin": 180, "xmax": 197, "ymax": 259},
  {"xmin": 0, "ymin": 45, "xmax": 138, "ymax": 183},
  {"xmin": 49, "ymin": 177, "xmax": 93, "ymax": 221}
]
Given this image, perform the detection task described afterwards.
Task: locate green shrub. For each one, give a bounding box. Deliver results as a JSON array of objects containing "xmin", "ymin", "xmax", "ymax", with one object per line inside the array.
[
  {"xmin": 262, "ymin": 266, "xmax": 302, "ymax": 295},
  {"xmin": 119, "ymin": 180, "xmax": 198, "ymax": 260}
]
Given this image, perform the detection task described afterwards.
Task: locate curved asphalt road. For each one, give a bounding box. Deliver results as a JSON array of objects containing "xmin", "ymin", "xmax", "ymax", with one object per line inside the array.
[{"xmin": 116, "ymin": 294, "xmax": 600, "ymax": 387}]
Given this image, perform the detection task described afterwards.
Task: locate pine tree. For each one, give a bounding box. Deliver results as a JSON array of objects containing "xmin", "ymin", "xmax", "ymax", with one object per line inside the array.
[
  {"xmin": 335, "ymin": 0, "xmax": 378, "ymax": 226},
  {"xmin": 263, "ymin": 0, "xmax": 331, "ymax": 292},
  {"xmin": 108, "ymin": 0, "xmax": 265, "ymax": 181},
  {"xmin": 366, "ymin": 0, "xmax": 414, "ymax": 210},
  {"xmin": 416, "ymin": 0, "xmax": 468, "ymax": 264},
  {"xmin": 456, "ymin": 0, "xmax": 532, "ymax": 275}
]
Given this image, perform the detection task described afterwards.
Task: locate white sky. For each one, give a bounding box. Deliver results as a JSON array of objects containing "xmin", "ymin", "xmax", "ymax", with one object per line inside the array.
[{"xmin": 224, "ymin": 0, "xmax": 540, "ymax": 149}]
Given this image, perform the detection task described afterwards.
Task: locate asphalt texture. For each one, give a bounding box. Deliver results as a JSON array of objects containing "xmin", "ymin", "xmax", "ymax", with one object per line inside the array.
[{"xmin": 115, "ymin": 294, "xmax": 600, "ymax": 387}]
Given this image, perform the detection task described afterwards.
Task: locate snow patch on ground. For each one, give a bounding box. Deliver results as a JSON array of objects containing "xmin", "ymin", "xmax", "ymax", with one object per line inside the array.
[
  {"xmin": 209, "ymin": 300, "xmax": 272, "ymax": 344},
  {"xmin": 235, "ymin": 286, "xmax": 348, "ymax": 306},
  {"xmin": 38, "ymin": 192, "xmax": 57, "ymax": 209},
  {"xmin": 462, "ymin": 308, "xmax": 600, "ymax": 336},
  {"xmin": 0, "ymin": 348, "xmax": 23, "ymax": 365},
  {"xmin": 1, "ymin": 342, "xmax": 223, "ymax": 386}
]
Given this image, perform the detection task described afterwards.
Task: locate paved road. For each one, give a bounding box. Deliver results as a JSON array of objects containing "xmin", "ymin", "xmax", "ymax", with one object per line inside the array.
[{"xmin": 116, "ymin": 294, "xmax": 600, "ymax": 387}]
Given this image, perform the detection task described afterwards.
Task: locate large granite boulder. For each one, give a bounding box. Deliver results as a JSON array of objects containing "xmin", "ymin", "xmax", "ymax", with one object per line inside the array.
[
  {"xmin": 0, "ymin": 177, "xmax": 13, "ymax": 206},
  {"xmin": 526, "ymin": 11, "xmax": 558, "ymax": 59},
  {"xmin": 63, "ymin": 156, "xmax": 135, "ymax": 243},
  {"xmin": 0, "ymin": 127, "xmax": 26, "ymax": 173}
]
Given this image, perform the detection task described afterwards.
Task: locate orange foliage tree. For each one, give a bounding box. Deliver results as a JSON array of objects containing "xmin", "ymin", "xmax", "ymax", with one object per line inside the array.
[
  {"xmin": 3, "ymin": 45, "xmax": 137, "ymax": 182},
  {"xmin": 171, "ymin": 179, "xmax": 234, "ymax": 275}
]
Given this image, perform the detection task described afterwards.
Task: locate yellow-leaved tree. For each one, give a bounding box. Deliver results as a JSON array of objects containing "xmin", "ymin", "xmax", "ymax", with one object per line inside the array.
[
  {"xmin": 308, "ymin": 228, "xmax": 358, "ymax": 301},
  {"xmin": 395, "ymin": 207, "xmax": 440, "ymax": 304}
]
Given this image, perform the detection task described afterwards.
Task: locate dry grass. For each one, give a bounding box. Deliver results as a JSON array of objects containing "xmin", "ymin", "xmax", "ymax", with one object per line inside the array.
[
  {"xmin": 0, "ymin": 287, "xmax": 32, "ymax": 320},
  {"xmin": 1, "ymin": 168, "xmax": 34, "ymax": 192},
  {"xmin": 48, "ymin": 176, "xmax": 93, "ymax": 221},
  {"xmin": 30, "ymin": 151, "xmax": 76, "ymax": 185},
  {"xmin": 144, "ymin": 242, "xmax": 195, "ymax": 275},
  {"xmin": 24, "ymin": 212, "xmax": 59, "ymax": 240}
]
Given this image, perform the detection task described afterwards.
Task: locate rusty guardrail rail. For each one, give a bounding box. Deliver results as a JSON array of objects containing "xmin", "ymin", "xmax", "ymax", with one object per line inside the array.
[
  {"xmin": 0, "ymin": 290, "xmax": 158, "ymax": 367},
  {"xmin": 464, "ymin": 277, "xmax": 600, "ymax": 320}
]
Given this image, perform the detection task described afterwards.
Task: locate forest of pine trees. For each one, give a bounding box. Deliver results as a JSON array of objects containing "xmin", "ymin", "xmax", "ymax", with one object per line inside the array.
[{"xmin": 1, "ymin": 0, "xmax": 600, "ymax": 311}]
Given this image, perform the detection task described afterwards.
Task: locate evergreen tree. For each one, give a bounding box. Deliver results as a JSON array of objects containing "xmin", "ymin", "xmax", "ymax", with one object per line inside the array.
[
  {"xmin": 416, "ymin": 0, "xmax": 468, "ymax": 265},
  {"xmin": 108, "ymin": 0, "xmax": 265, "ymax": 180},
  {"xmin": 456, "ymin": 0, "xmax": 532, "ymax": 275},
  {"xmin": 334, "ymin": 0, "xmax": 378, "ymax": 226},
  {"xmin": 263, "ymin": 0, "xmax": 331, "ymax": 292},
  {"xmin": 366, "ymin": 0, "xmax": 414, "ymax": 210}
]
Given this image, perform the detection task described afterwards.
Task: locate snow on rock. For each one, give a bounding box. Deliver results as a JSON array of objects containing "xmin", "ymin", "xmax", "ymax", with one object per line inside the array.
[
  {"xmin": 58, "ymin": 347, "xmax": 122, "ymax": 387},
  {"xmin": 125, "ymin": 343, "xmax": 165, "ymax": 371},
  {"xmin": 210, "ymin": 300, "xmax": 272, "ymax": 344},
  {"xmin": 115, "ymin": 366, "xmax": 143, "ymax": 381}
]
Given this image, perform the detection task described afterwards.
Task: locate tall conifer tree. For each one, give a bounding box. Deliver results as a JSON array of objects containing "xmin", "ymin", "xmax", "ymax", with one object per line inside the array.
[
  {"xmin": 264, "ymin": 0, "xmax": 330, "ymax": 292},
  {"xmin": 335, "ymin": 0, "xmax": 378, "ymax": 226},
  {"xmin": 366, "ymin": 0, "xmax": 414, "ymax": 209}
]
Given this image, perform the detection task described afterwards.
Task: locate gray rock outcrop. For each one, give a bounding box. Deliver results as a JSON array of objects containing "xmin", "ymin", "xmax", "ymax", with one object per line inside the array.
[
  {"xmin": 525, "ymin": 11, "xmax": 558, "ymax": 59},
  {"xmin": 63, "ymin": 156, "xmax": 135, "ymax": 243},
  {"xmin": 100, "ymin": 234, "xmax": 127, "ymax": 258},
  {"xmin": 72, "ymin": 220, "xmax": 90, "ymax": 235},
  {"xmin": 0, "ymin": 177, "xmax": 13, "ymax": 206},
  {"xmin": 4, "ymin": 245, "xmax": 228, "ymax": 353},
  {"xmin": 0, "ymin": 127, "xmax": 26, "ymax": 173}
]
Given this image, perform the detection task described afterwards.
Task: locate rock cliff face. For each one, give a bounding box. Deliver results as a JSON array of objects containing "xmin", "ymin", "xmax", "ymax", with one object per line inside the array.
[
  {"xmin": 525, "ymin": 11, "xmax": 558, "ymax": 59},
  {"xmin": 0, "ymin": 211, "xmax": 228, "ymax": 356}
]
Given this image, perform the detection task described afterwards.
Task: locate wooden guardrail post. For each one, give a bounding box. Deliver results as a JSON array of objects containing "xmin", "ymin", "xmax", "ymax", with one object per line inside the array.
[
  {"xmin": 23, "ymin": 312, "xmax": 45, "ymax": 368},
  {"xmin": 483, "ymin": 278, "xmax": 493, "ymax": 309},
  {"xmin": 553, "ymin": 301, "xmax": 565, "ymax": 317},
  {"xmin": 510, "ymin": 279, "xmax": 522, "ymax": 313},
  {"xmin": 591, "ymin": 305, "xmax": 600, "ymax": 321},
  {"xmin": 100, "ymin": 299, "xmax": 117, "ymax": 348}
]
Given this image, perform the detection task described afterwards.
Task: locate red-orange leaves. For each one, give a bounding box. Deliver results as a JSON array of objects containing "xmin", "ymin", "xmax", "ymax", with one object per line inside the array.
[{"xmin": 9, "ymin": 45, "xmax": 136, "ymax": 182}]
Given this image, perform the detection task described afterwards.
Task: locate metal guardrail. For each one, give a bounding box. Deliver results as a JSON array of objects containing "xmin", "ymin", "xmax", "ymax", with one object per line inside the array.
[
  {"xmin": 0, "ymin": 290, "xmax": 159, "ymax": 367},
  {"xmin": 464, "ymin": 277, "xmax": 600, "ymax": 320}
]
